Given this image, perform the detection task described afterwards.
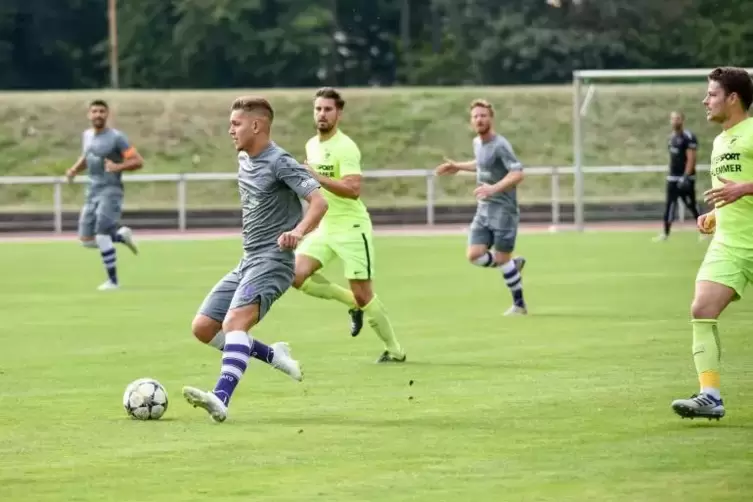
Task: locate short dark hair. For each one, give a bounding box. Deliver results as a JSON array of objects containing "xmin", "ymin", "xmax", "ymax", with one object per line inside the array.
[
  {"xmin": 708, "ymin": 67, "xmax": 753, "ymax": 111},
  {"xmin": 314, "ymin": 87, "xmax": 345, "ymax": 109},
  {"xmin": 231, "ymin": 96, "xmax": 274, "ymax": 122},
  {"xmin": 89, "ymin": 99, "xmax": 108, "ymax": 109}
]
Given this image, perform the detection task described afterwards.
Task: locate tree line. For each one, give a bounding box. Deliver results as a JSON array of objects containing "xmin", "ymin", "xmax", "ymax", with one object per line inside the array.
[{"xmin": 1, "ymin": 0, "xmax": 752, "ymax": 90}]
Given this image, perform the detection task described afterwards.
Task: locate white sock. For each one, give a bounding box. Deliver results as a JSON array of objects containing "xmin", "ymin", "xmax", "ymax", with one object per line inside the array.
[
  {"xmin": 208, "ymin": 331, "xmax": 226, "ymax": 350},
  {"xmin": 471, "ymin": 251, "xmax": 497, "ymax": 268},
  {"xmin": 500, "ymin": 260, "xmax": 525, "ymax": 306},
  {"xmin": 95, "ymin": 234, "xmax": 118, "ymax": 284},
  {"xmin": 701, "ymin": 387, "xmax": 722, "ymax": 400}
]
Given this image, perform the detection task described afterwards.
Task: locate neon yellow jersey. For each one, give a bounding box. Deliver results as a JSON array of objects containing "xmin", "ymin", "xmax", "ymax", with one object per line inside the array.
[
  {"xmin": 710, "ymin": 117, "xmax": 753, "ymax": 250},
  {"xmin": 305, "ymin": 130, "xmax": 372, "ymax": 233}
]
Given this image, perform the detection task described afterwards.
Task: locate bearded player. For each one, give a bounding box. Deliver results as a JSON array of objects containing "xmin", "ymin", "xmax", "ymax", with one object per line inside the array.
[
  {"xmin": 292, "ymin": 87, "xmax": 406, "ymax": 363},
  {"xmin": 671, "ymin": 67, "xmax": 753, "ymax": 420},
  {"xmin": 65, "ymin": 99, "xmax": 142, "ymax": 290},
  {"xmin": 435, "ymin": 99, "xmax": 527, "ymax": 316}
]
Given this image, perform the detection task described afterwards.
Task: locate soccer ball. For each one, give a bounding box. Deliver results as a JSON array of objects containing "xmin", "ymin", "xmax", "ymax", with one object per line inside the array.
[{"xmin": 123, "ymin": 378, "xmax": 168, "ymax": 420}]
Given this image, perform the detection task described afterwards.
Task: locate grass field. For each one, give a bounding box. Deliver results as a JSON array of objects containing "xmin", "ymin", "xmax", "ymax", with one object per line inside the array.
[
  {"xmin": 1, "ymin": 230, "xmax": 752, "ymax": 501},
  {"xmin": 0, "ymin": 83, "xmax": 719, "ymax": 209}
]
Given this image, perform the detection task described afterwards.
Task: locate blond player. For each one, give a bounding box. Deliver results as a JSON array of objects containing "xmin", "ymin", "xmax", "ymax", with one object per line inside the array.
[
  {"xmin": 671, "ymin": 67, "xmax": 753, "ymax": 420},
  {"xmin": 292, "ymin": 87, "xmax": 406, "ymax": 363}
]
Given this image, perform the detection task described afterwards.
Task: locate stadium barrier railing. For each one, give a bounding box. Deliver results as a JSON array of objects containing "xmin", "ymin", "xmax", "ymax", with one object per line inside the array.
[{"xmin": 0, "ymin": 164, "xmax": 710, "ymax": 233}]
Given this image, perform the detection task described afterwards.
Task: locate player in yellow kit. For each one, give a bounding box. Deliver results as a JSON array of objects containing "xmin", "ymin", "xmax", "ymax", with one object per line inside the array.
[
  {"xmin": 671, "ymin": 67, "xmax": 753, "ymax": 420},
  {"xmin": 292, "ymin": 87, "xmax": 406, "ymax": 363}
]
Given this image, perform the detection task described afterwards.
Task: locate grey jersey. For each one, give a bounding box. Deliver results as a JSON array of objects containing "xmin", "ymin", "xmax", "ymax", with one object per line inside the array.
[
  {"xmin": 238, "ymin": 141, "xmax": 320, "ymax": 258},
  {"xmin": 82, "ymin": 128, "xmax": 131, "ymax": 193},
  {"xmin": 474, "ymin": 133, "xmax": 523, "ymax": 213}
]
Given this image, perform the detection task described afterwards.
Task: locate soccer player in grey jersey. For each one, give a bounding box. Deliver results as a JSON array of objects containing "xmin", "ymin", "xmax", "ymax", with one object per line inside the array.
[
  {"xmin": 435, "ymin": 99, "xmax": 528, "ymax": 315},
  {"xmin": 65, "ymin": 100, "xmax": 143, "ymax": 291},
  {"xmin": 183, "ymin": 96, "xmax": 328, "ymax": 423}
]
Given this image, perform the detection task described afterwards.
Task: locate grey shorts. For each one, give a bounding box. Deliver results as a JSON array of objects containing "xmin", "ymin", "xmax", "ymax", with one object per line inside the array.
[
  {"xmin": 197, "ymin": 257, "xmax": 294, "ymax": 324},
  {"xmin": 468, "ymin": 208, "xmax": 519, "ymax": 253},
  {"xmin": 78, "ymin": 190, "xmax": 123, "ymax": 237}
]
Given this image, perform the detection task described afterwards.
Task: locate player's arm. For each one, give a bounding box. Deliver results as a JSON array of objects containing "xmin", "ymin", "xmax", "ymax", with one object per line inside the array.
[
  {"xmin": 106, "ymin": 133, "xmax": 144, "ymax": 173},
  {"xmin": 295, "ymin": 190, "xmax": 328, "ymax": 235},
  {"xmin": 435, "ymin": 158, "xmax": 476, "ymax": 175},
  {"xmin": 684, "ymin": 133, "xmax": 698, "ymax": 176},
  {"xmin": 307, "ymin": 143, "xmax": 363, "ymax": 199},
  {"xmin": 277, "ymin": 156, "xmax": 328, "ymax": 237},
  {"xmin": 489, "ymin": 141, "xmax": 524, "ymax": 194},
  {"xmin": 65, "ymin": 156, "xmax": 86, "ymax": 180},
  {"xmin": 66, "ymin": 132, "xmax": 88, "ymax": 180}
]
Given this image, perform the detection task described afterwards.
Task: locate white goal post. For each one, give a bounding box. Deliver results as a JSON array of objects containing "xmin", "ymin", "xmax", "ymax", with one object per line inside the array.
[{"xmin": 571, "ymin": 68, "xmax": 753, "ymax": 232}]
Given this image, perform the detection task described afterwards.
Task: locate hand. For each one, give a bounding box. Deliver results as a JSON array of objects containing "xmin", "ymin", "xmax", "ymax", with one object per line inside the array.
[
  {"xmin": 65, "ymin": 168, "xmax": 78, "ymax": 182},
  {"xmin": 104, "ymin": 159, "xmax": 121, "ymax": 173},
  {"xmin": 704, "ymin": 177, "xmax": 748, "ymax": 207},
  {"xmin": 278, "ymin": 230, "xmax": 303, "ymax": 250},
  {"xmin": 676, "ymin": 175, "xmax": 690, "ymax": 190},
  {"xmin": 435, "ymin": 157, "xmax": 459, "ymax": 176},
  {"xmin": 473, "ymin": 183, "xmax": 497, "ymax": 200},
  {"xmin": 697, "ymin": 211, "xmax": 716, "ymax": 235}
]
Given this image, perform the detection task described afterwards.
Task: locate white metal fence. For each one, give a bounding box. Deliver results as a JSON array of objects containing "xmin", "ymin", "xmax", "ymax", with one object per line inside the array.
[{"xmin": 0, "ymin": 164, "xmax": 708, "ymax": 233}]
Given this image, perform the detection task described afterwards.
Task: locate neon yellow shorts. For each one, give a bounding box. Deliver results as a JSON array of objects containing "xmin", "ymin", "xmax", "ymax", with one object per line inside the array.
[
  {"xmin": 696, "ymin": 240, "xmax": 753, "ymax": 300},
  {"xmin": 297, "ymin": 228, "xmax": 375, "ymax": 280}
]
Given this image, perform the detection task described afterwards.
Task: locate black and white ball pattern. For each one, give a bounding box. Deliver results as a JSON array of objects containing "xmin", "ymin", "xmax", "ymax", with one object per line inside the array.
[{"xmin": 123, "ymin": 378, "xmax": 168, "ymax": 420}]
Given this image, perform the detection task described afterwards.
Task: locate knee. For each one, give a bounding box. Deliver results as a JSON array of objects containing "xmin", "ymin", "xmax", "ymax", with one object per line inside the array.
[
  {"xmin": 80, "ymin": 238, "xmax": 97, "ymax": 249},
  {"xmin": 690, "ymin": 298, "xmax": 719, "ymax": 320},
  {"xmin": 292, "ymin": 271, "xmax": 308, "ymax": 289},
  {"xmin": 493, "ymin": 251, "xmax": 512, "ymax": 266},
  {"xmin": 353, "ymin": 289, "xmax": 373, "ymax": 308},
  {"xmin": 466, "ymin": 248, "xmax": 486, "ymax": 263},
  {"xmin": 222, "ymin": 304, "xmax": 260, "ymax": 333},
  {"xmin": 192, "ymin": 315, "xmax": 221, "ymax": 344}
]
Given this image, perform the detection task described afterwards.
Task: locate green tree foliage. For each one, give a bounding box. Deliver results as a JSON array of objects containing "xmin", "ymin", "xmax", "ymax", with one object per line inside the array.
[{"xmin": 0, "ymin": 0, "xmax": 751, "ymax": 90}]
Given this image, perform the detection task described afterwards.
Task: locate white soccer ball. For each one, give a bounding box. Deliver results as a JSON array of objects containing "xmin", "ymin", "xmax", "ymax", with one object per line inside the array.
[{"xmin": 123, "ymin": 378, "xmax": 169, "ymax": 420}]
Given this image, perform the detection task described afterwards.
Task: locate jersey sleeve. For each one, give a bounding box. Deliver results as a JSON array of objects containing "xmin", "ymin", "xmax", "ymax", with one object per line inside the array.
[
  {"xmin": 114, "ymin": 131, "xmax": 137, "ymax": 158},
  {"xmin": 686, "ymin": 132, "xmax": 698, "ymax": 150},
  {"xmin": 497, "ymin": 138, "xmax": 523, "ymax": 171},
  {"xmin": 338, "ymin": 140, "xmax": 362, "ymax": 177},
  {"xmin": 275, "ymin": 154, "xmax": 321, "ymax": 198}
]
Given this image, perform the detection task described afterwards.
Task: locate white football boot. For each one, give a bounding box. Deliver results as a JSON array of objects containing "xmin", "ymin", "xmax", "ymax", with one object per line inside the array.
[
  {"xmin": 504, "ymin": 305, "xmax": 528, "ymax": 316},
  {"xmin": 182, "ymin": 386, "xmax": 228, "ymax": 423},
  {"xmin": 97, "ymin": 280, "xmax": 119, "ymax": 291},
  {"xmin": 671, "ymin": 393, "xmax": 725, "ymax": 420},
  {"xmin": 270, "ymin": 342, "xmax": 303, "ymax": 382},
  {"xmin": 117, "ymin": 226, "xmax": 139, "ymax": 255}
]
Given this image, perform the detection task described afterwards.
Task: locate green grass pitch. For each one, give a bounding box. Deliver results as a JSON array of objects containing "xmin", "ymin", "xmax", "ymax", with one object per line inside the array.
[{"xmin": 0, "ymin": 230, "xmax": 752, "ymax": 501}]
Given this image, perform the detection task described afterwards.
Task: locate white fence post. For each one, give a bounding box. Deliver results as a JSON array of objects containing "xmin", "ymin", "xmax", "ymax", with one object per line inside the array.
[
  {"xmin": 550, "ymin": 166, "xmax": 560, "ymax": 226},
  {"xmin": 53, "ymin": 180, "xmax": 63, "ymax": 234},
  {"xmin": 426, "ymin": 172, "xmax": 435, "ymax": 226},
  {"xmin": 177, "ymin": 174, "xmax": 187, "ymax": 232}
]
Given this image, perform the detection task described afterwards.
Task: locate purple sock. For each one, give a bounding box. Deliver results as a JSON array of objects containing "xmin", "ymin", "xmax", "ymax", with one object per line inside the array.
[
  {"xmin": 212, "ymin": 331, "xmax": 251, "ymax": 406},
  {"xmin": 250, "ymin": 338, "xmax": 275, "ymax": 364}
]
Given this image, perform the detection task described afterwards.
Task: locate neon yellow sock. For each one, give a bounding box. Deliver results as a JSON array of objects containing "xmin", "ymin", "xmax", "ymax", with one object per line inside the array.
[
  {"xmin": 300, "ymin": 273, "xmax": 356, "ymax": 308},
  {"xmin": 692, "ymin": 319, "xmax": 721, "ymax": 394},
  {"xmin": 364, "ymin": 296, "xmax": 403, "ymax": 356}
]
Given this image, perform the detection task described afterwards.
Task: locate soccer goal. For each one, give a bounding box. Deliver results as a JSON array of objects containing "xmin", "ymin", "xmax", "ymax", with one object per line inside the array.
[{"xmin": 570, "ymin": 68, "xmax": 753, "ymax": 231}]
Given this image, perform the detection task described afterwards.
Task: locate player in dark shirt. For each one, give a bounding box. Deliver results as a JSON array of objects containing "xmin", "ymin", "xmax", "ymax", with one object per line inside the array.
[{"xmin": 655, "ymin": 111, "xmax": 701, "ymax": 241}]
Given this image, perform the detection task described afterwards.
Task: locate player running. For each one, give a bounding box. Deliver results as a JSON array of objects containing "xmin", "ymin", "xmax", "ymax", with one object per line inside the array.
[
  {"xmin": 65, "ymin": 99, "xmax": 142, "ymax": 290},
  {"xmin": 435, "ymin": 99, "xmax": 528, "ymax": 316},
  {"xmin": 292, "ymin": 87, "xmax": 406, "ymax": 363},
  {"xmin": 182, "ymin": 97, "xmax": 328, "ymax": 423},
  {"xmin": 671, "ymin": 67, "xmax": 753, "ymax": 421}
]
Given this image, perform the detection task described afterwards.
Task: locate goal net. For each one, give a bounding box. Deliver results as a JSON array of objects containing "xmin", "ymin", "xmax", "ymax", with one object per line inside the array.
[{"xmin": 570, "ymin": 68, "xmax": 753, "ymax": 231}]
